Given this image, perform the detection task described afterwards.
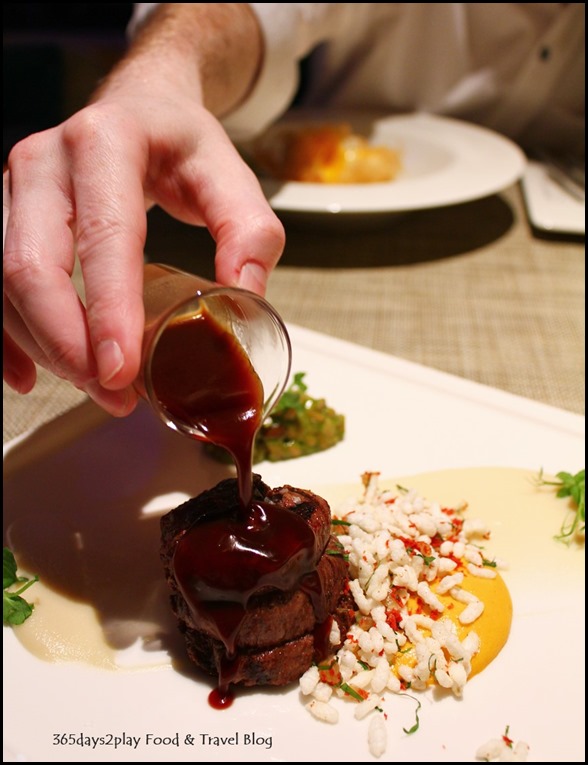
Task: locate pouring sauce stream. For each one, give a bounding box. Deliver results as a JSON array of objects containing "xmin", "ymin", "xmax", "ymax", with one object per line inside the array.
[{"xmin": 149, "ymin": 308, "xmax": 325, "ymax": 708}]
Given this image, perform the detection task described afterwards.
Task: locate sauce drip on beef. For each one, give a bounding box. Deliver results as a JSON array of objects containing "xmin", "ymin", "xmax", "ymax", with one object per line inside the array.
[
  {"xmin": 151, "ymin": 309, "xmax": 327, "ymax": 707},
  {"xmin": 173, "ymin": 499, "xmax": 328, "ymax": 707}
]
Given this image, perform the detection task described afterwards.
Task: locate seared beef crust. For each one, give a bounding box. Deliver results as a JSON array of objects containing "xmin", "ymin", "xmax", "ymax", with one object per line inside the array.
[{"xmin": 160, "ymin": 475, "xmax": 353, "ymax": 686}]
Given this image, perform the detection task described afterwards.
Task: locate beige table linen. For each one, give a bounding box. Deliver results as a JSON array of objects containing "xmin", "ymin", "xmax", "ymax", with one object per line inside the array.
[{"xmin": 3, "ymin": 184, "xmax": 584, "ymax": 444}]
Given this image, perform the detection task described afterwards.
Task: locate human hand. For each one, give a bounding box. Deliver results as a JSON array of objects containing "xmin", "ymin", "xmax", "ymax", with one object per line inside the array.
[{"xmin": 3, "ymin": 88, "xmax": 285, "ymax": 417}]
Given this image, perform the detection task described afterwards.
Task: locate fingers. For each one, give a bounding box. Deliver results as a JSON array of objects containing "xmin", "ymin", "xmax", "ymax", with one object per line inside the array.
[
  {"xmin": 3, "ymin": 100, "xmax": 283, "ymax": 425},
  {"xmin": 3, "ymin": 108, "xmax": 147, "ymax": 415},
  {"xmin": 203, "ymin": 139, "xmax": 285, "ymax": 296},
  {"xmin": 4, "ymin": 131, "xmax": 96, "ymax": 385},
  {"xmin": 3, "ymin": 297, "xmax": 138, "ymax": 416},
  {"xmin": 152, "ymin": 111, "xmax": 285, "ymax": 297},
  {"xmin": 2, "ymin": 330, "xmax": 37, "ymax": 393},
  {"xmin": 67, "ymin": 106, "xmax": 147, "ymax": 389}
]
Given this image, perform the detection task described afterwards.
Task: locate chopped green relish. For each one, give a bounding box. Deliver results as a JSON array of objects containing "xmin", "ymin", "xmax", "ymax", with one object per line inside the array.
[{"xmin": 205, "ymin": 372, "xmax": 345, "ymax": 464}]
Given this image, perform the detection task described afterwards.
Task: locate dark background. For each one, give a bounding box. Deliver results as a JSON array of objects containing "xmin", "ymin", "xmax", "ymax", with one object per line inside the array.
[{"xmin": 4, "ymin": 3, "xmax": 134, "ymax": 161}]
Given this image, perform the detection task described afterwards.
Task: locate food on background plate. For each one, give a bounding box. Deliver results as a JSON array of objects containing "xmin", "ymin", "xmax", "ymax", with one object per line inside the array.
[
  {"xmin": 205, "ymin": 371, "xmax": 345, "ymax": 464},
  {"xmin": 299, "ymin": 472, "xmax": 513, "ymax": 758},
  {"xmin": 160, "ymin": 474, "xmax": 354, "ymax": 708},
  {"xmin": 249, "ymin": 123, "xmax": 402, "ymax": 184}
]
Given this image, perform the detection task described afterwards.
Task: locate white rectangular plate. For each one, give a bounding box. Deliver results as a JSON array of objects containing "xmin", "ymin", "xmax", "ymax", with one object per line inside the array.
[{"xmin": 3, "ymin": 324, "xmax": 585, "ymax": 762}]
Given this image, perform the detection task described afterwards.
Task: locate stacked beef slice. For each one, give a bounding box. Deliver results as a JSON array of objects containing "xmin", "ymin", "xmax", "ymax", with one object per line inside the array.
[{"xmin": 160, "ymin": 475, "xmax": 354, "ymax": 687}]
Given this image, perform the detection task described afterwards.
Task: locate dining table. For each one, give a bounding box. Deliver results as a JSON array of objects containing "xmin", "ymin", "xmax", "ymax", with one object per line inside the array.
[
  {"xmin": 2, "ymin": 181, "xmax": 584, "ymax": 446},
  {"xmin": 3, "ymin": 173, "xmax": 586, "ymax": 765}
]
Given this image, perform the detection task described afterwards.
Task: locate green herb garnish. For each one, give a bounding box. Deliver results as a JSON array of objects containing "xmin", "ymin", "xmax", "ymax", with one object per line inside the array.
[
  {"xmin": 326, "ymin": 537, "xmax": 349, "ymax": 560},
  {"xmin": 326, "ymin": 550, "xmax": 349, "ymax": 560},
  {"xmin": 399, "ymin": 693, "xmax": 422, "ymax": 735},
  {"xmin": 339, "ymin": 682, "xmax": 365, "ymax": 702},
  {"xmin": 272, "ymin": 371, "xmax": 309, "ymax": 413},
  {"xmin": 414, "ymin": 551, "xmax": 436, "ymax": 566},
  {"xmin": 503, "ymin": 725, "xmax": 514, "ymax": 749},
  {"xmin": 3, "ymin": 548, "xmax": 38, "ymax": 626},
  {"xmin": 205, "ymin": 371, "xmax": 345, "ymax": 464},
  {"xmin": 536, "ymin": 468, "xmax": 585, "ymax": 542}
]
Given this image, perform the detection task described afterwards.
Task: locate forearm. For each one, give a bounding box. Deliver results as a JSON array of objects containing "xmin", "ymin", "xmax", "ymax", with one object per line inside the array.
[{"xmin": 95, "ymin": 3, "xmax": 264, "ymax": 117}]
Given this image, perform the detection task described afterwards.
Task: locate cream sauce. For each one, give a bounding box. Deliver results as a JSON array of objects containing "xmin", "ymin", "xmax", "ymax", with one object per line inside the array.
[
  {"xmin": 11, "ymin": 467, "xmax": 580, "ymax": 675},
  {"xmin": 13, "ymin": 580, "xmax": 118, "ymax": 669}
]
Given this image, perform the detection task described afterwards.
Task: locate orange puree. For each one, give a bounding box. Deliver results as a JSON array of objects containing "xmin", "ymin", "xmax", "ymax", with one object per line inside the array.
[
  {"xmin": 394, "ymin": 571, "xmax": 512, "ymax": 679},
  {"xmin": 451, "ymin": 571, "xmax": 512, "ymax": 676}
]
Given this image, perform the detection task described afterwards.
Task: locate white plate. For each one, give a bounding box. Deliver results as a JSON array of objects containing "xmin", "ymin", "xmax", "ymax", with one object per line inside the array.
[
  {"xmin": 521, "ymin": 160, "xmax": 585, "ymax": 235},
  {"xmin": 3, "ymin": 324, "xmax": 585, "ymax": 763},
  {"xmin": 247, "ymin": 112, "xmax": 527, "ymax": 214}
]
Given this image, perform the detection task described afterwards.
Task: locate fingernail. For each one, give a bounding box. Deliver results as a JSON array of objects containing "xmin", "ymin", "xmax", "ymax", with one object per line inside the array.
[
  {"xmin": 3, "ymin": 361, "xmax": 35, "ymax": 395},
  {"xmin": 85, "ymin": 380, "xmax": 137, "ymax": 417},
  {"xmin": 237, "ymin": 263, "xmax": 268, "ymax": 295},
  {"xmin": 96, "ymin": 339, "xmax": 124, "ymax": 385}
]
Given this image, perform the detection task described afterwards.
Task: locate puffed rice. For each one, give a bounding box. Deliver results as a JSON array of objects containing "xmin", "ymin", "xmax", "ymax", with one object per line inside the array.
[
  {"xmin": 476, "ymin": 730, "xmax": 529, "ymax": 762},
  {"xmin": 368, "ymin": 713, "xmax": 387, "ymax": 758},
  {"xmin": 306, "ymin": 698, "xmax": 339, "ymax": 724},
  {"xmin": 299, "ymin": 472, "xmax": 511, "ymax": 758}
]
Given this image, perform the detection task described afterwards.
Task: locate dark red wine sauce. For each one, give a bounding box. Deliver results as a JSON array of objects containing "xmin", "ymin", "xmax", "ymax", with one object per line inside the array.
[
  {"xmin": 173, "ymin": 501, "xmax": 321, "ymax": 707},
  {"xmin": 150, "ymin": 309, "xmax": 327, "ymax": 708},
  {"xmin": 150, "ymin": 307, "xmax": 264, "ymax": 506}
]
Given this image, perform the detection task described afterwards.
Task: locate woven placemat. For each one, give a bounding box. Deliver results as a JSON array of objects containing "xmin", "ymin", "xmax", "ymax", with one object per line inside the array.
[{"xmin": 3, "ymin": 186, "xmax": 584, "ymax": 444}]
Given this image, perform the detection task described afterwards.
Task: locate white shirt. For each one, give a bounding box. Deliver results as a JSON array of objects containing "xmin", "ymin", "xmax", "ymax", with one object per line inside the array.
[{"xmin": 130, "ymin": 3, "xmax": 585, "ymax": 155}]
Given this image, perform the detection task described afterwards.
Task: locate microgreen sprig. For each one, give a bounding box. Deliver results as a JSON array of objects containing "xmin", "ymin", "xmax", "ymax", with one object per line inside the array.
[
  {"xmin": 536, "ymin": 468, "xmax": 585, "ymax": 542},
  {"xmin": 398, "ymin": 693, "xmax": 422, "ymax": 735},
  {"xmin": 273, "ymin": 371, "xmax": 308, "ymax": 414},
  {"xmin": 3, "ymin": 548, "xmax": 39, "ymax": 626}
]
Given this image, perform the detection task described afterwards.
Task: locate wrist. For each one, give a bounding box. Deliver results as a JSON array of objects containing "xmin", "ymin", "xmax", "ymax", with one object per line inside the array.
[
  {"xmin": 92, "ymin": 34, "xmax": 204, "ymax": 107},
  {"xmin": 97, "ymin": 3, "xmax": 262, "ymax": 118}
]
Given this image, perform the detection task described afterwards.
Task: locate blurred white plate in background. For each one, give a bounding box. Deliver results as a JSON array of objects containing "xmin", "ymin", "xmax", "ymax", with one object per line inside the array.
[{"xmin": 246, "ymin": 112, "xmax": 526, "ymax": 215}]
